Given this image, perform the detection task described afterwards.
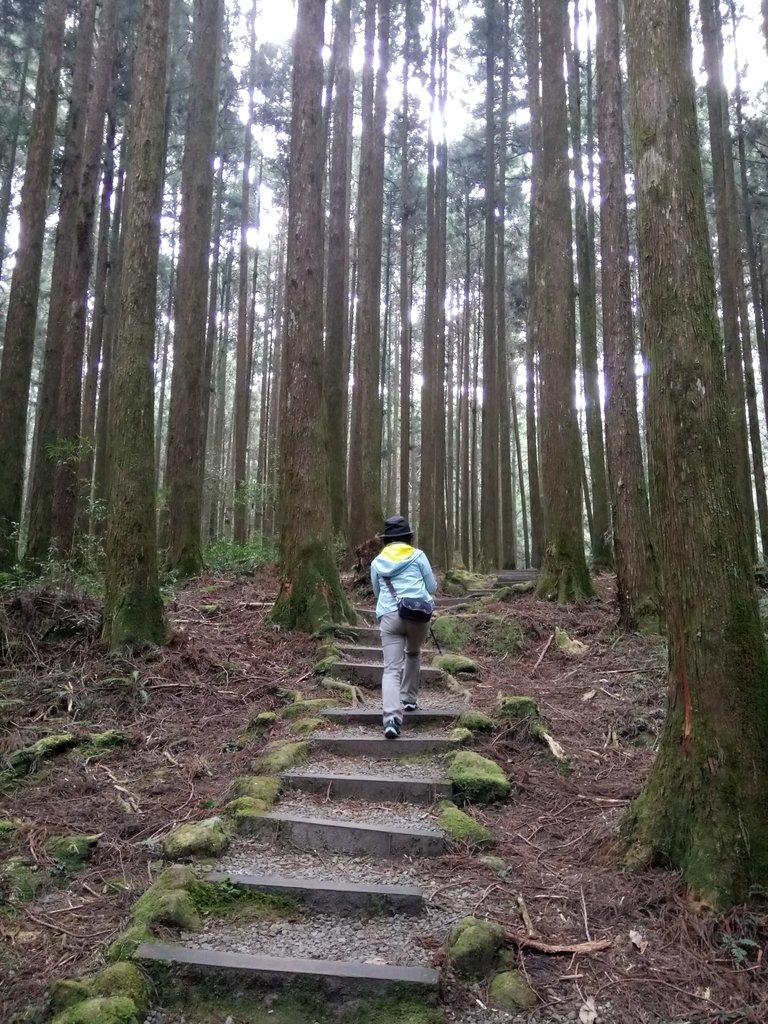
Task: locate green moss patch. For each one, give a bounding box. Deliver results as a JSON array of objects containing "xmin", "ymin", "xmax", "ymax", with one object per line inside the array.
[
  {"xmin": 225, "ymin": 797, "xmax": 271, "ymax": 832},
  {"xmin": 46, "ymin": 834, "xmax": 99, "ymax": 873},
  {"xmin": 496, "ymin": 695, "xmax": 539, "ymax": 722},
  {"xmin": 486, "ymin": 620, "xmax": 524, "ymax": 657},
  {"xmin": 0, "ymin": 820, "xmax": 17, "ymax": 841},
  {"xmin": 252, "ymin": 741, "xmax": 310, "ymax": 775},
  {"xmin": 449, "ymin": 727, "xmax": 473, "ymax": 745},
  {"xmin": 282, "ymin": 698, "xmax": 339, "ymax": 720},
  {"xmin": 488, "ymin": 970, "xmax": 537, "ymax": 1011},
  {"xmin": 354, "ymin": 992, "xmax": 445, "ymax": 1024},
  {"xmin": 3, "ymin": 733, "xmax": 77, "ymax": 778},
  {"xmin": 0, "ymin": 855, "xmax": 42, "ymax": 907},
  {"xmin": 448, "ymin": 751, "xmax": 511, "ymax": 804},
  {"xmin": 554, "ymin": 627, "xmax": 587, "ymax": 657},
  {"xmin": 288, "ymin": 717, "xmax": 324, "ymax": 736},
  {"xmin": 443, "ymin": 569, "xmax": 493, "ymax": 593},
  {"xmin": 431, "ymin": 615, "xmax": 474, "ymax": 652},
  {"xmin": 52, "ymin": 963, "xmax": 149, "ymax": 1017},
  {"xmin": 231, "ymin": 775, "xmax": 282, "ymax": 804},
  {"xmin": 447, "ymin": 916, "xmax": 504, "ymax": 979},
  {"xmin": 192, "ymin": 879, "xmax": 298, "ymax": 925},
  {"xmin": 434, "ymin": 654, "xmax": 477, "ymax": 675},
  {"xmin": 457, "ymin": 711, "xmax": 494, "ymax": 733},
  {"xmin": 161, "ymin": 816, "xmax": 230, "ymax": 860},
  {"xmin": 51, "ymin": 996, "xmax": 140, "ymax": 1024},
  {"xmin": 78, "ymin": 731, "xmax": 128, "ymax": 760},
  {"xmin": 438, "ymin": 801, "xmax": 493, "ymax": 850}
]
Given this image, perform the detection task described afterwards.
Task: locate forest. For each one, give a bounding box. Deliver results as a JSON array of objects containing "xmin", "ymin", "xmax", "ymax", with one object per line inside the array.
[{"xmin": 1, "ymin": 0, "xmax": 768, "ymax": 1021}]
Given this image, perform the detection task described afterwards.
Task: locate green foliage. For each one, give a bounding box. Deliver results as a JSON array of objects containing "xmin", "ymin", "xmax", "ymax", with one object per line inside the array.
[
  {"xmin": 204, "ymin": 537, "xmax": 276, "ymax": 574},
  {"xmin": 720, "ymin": 933, "xmax": 762, "ymax": 968},
  {"xmin": 191, "ymin": 879, "xmax": 298, "ymax": 924},
  {"xmin": 0, "ymin": 856, "xmax": 42, "ymax": 907},
  {"xmin": 45, "ymin": 834, "xmax": 99, "ymax": 873}
]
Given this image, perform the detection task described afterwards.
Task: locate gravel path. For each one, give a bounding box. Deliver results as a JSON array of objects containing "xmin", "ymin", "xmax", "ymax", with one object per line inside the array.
[
  {"xmin": 274, "ymin": 791, "xmax": 445, "ymax": 830},
  {"xmin": 283, "ymin": 751, "xmax": 449, "ymax": 779}
]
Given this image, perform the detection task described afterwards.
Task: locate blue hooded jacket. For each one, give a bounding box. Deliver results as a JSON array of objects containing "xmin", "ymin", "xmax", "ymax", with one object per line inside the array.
[{"xmin": 371, "ymin": 543, "xmax": 437, "ymax": 620}]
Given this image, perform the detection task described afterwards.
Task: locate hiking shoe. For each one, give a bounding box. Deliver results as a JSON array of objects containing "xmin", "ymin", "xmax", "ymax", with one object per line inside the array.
[
  {"xmin": 402, "ymin": 703, "xmax": 418, "ymax": 713},
  {"xmin": 383, "ymin": 716, "xmax": 401, "ymax": 739}
]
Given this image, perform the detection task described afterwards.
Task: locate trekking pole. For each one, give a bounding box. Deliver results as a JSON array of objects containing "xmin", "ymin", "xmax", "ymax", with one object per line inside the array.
[{"xmin": 430, "ymin": 624, "xmax": 442, "ymax": 655}]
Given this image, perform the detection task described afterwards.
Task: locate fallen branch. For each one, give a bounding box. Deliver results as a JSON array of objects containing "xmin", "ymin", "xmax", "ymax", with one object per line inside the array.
[
  {"xmin": 505, "ymin": 930, "xmax": 611, "ymax": 956},
  {"xmin": 531, "ymin": 634, "xmax": 553, "ymax": 677},
  {"xmin": 517, "ymin": 895, "xmax": 535, "ymax": 937}
]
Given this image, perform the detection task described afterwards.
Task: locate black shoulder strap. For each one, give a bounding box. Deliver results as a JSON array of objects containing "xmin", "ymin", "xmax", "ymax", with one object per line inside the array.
[{"xmin": 384, "ymin": 577, "xmax": 398, "ymax": 600}]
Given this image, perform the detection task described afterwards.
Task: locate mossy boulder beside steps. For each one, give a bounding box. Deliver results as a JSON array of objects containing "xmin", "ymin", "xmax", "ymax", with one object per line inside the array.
[
  {"xmin": 447, "ymin": 751, "xmax": 511, "ymax": 805},
  {"xmin": 447, "ymin": 916, "xmax": 505, "ymax": 979}
]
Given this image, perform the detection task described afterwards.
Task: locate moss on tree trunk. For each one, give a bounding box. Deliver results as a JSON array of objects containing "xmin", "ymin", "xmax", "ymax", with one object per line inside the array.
[
  {"xmin": 272, "ymin": 541, "xmax": 353, "ymax": 636},
  {"xmin": 623, "ymin": 0, "xmax": 768, "ymax": 907}
]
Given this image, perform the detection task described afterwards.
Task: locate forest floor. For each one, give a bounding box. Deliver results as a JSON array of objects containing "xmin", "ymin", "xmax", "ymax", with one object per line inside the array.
[{"xmin": 1, "ymin": 568, "xmax": 767, "ymax": 1023}]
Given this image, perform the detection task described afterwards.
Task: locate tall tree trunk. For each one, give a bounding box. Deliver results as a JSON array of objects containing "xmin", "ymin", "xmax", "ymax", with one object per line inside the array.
[
  {"xmin": 348, "ymin": 0, "xmax": 389, "ymax": 547},
  {"xmin": 522, "ymin": 0, "xmax": 543, "ymax": 569},
  {"xmin": 595, "ymin": 0, "xmax": 658, "ymax": 628},
  {"xmin": 699, "ymin": 0, "xmax": 756, "ymax": 559},
  {"xmin": 232, "ymin": 5, "xmax": 256, "ymax": 544},
  {"xmin": 460, "ymin": 197, "xmax": 472, "ymax": 567},
  {"xmin": 324, "ymin": 0, "xmax": 352, "ymax": 543},
  {"xmin": 26, "ymin": 0, "xmax": 98, "ymax": 565},
  {"xmin": 432, "ymin": 12, "xmax": 449, "ymax": 566},
  {"xmin": 165, "ymin": 0, "xmax": 222, "ymax": 574},
  {"xmin": 53, "ymin": 0, "xmax": 119, "ymax": 557},
  {"xmin": 208, "ymin": 248, "xmax": 233, "ymax": 541},
  {"xmin": 154, "ymin": 194, "xmax": 177, "ymax": 490},
  {"xmin": 79, "ymin": 115, "xmax": 116, "ymax": 520},
  {"xmin": 0, "ymin": 49, "xmax": 30, "ymax": 286},
  {"xmin": 103, "ymin": 0, "xmax": 170, "ymax": 649},
  {"xmin": 272, "ymin": 0, "xmax": 352, "ymax": 633},
  {"xmin": 623, "ymin": 0, "xmax": 768, "ymax": 907},
  {"xmin": 535, "ymin": 0, "xmax": 593, "ymax": 602},
  {"xmin": 479, "ymin": 0, "xmax": 499, "ymax": 570},
  {"xmin": 510, "ymin": 356, "xmax": 529, "ymax": 567},
  {"xmin": 497, "ymin": 0, "xmax": 515, "ymax": 569},
  {"xmin": 567, "ymin": 0, "xmax": 612, "ymax": 570},
  {"xmin": 399, "ymin": 0, "xmax": 414, "ymax": 521},
  {"xmin": 0, "ymin": 0, "xmax": 68, "ymax": 569},
  {"xmin": 93, "ymin": 141, "xmax": 126, "ymax": 516}
]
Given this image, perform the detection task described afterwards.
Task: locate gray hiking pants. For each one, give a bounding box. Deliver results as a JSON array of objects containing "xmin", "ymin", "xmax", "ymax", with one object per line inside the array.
[{"xmin": 379, "ymin": 612, "xmax": 430, "ymax": 723}]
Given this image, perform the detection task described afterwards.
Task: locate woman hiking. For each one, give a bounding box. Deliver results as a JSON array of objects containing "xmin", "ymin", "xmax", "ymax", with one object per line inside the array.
[{"xmin": 370, "ymin": 516, "xmax": 437, "ymax": 738}]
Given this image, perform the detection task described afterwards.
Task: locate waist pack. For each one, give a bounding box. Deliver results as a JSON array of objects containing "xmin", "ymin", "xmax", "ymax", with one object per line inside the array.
[{"xmin": 384, "ymin": 577, "xmax": 433, "ymax": 623}]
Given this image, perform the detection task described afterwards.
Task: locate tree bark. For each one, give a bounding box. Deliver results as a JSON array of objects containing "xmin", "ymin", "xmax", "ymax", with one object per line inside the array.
[
  {"xmin": 0, "ymin": 0, "xmax": 67, "ymax": 568},
  {"xmin": 567, "ymin": 0, "xmax": 612, "ymax": 570},
  {"xmin": 232, "ymin": 5, "xmax": 256, "ymax": 544},
  {"xmin": 324, "ymin": 0, "xmax": 352, "ymax": 544},
  {"xmin": 25, "ymin": 0, "xmax": 98, "ymax": 566},
  {"xmin": 623, "ymin": 0, "xmax": 768, "ymax": 907},
  {"xmin": 165, "ymin": 0, "xmax": 222, "ymax": 575},
  {"xmin": 522, "ymin": 0, "xmax": 543, "ymax": 569},
  {"xmin": 699, "ymin": 0, "xmax": 756, "ymax": 559},
  {"xmin": 595, "ymin": 0, "xmax": 659, "ymax": 628},
  {"xmin": 272, "ymin": 0, "xmax": 353, "ymax": 634},
  {"xmin": 534, "ymin": 0, "xmax": 593, "ymax": 602},
  {"xmin": 479, "ymin": 0, "xmax": 499, "ymax": 570},
  {"xmin": 399, "ymin": 0, "xmax": 414, "ymax": 522},
  {"xmin": 103, "ymin": 0, "xmax": 170, "ymax": 649},
  {"xmin": 52, "ymin": 0, "xmax": 119, "ymax": 557},
  {"xmin": 0, "ymin": 48, "xmax": 30, "ymax": 286}
]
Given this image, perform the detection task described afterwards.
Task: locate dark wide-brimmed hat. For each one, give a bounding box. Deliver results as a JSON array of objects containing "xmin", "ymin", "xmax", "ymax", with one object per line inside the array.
[{"xmin": 380, "ymin": 515, "xmax": 414, "ymax": 541}]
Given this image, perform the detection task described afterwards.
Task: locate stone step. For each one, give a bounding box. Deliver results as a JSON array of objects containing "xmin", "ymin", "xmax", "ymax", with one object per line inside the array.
[
  {"xmin": 338, "ymin": 645, "xmax": 440, "ymax": 664},
  {"xmin": 339, "ymin": 625, "xmax": 380, "ymax": 645},
  {"xmin": 206, "ymin": 870, "xmax": 425, "ymax": 915},
  {"xmin": 136, "ymin": 943, "xmax": 440, "ymax": 999},
  {"xmin": 329, "ymin": 660, "xmax": 443, "ymax": 688},
  {"xmin": 236, "ymin": 810, "xmax": 447, "ymax": 856},
  {"xmin": 322, "ymin": 707, "xmax": 458, "ymax": 726},
  {"xmin": 311, "ymin": 734, "xmax": 456, "ymax": 758},
  {"xmin": 353, "ymin": 606, "xmax": 377, "ymax": 624},
  {"xmin": 283, "ymin": 770, "xmax": 453, "ymax": 804},
  {"xmin": 493, "ymin": 569, "xmax": 539, "ymax": 584}
]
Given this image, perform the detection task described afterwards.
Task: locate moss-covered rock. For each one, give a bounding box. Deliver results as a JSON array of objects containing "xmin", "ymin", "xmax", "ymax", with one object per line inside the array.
[
  {"xmin": 225, "ymin": 797, "xmax": 271, "ymax": 833},
  {"xmin": 554, "ymin": 627, "xmax": 587, "ymax": 657},
  {"xmin": 449, "ymin": 727, "xmax": 474, "ymax": 745},
  {"xmin": 434, "ymin": 654, "xmax": 477, "ymax": 675},
  {"xmin": 248, "ymin": 711, "xmax": 277, "ymax": 732},
  {"xmin": 282, "ymin": 697, "xmax": 339, "ymax": 720},
  {"xmin": 488, "ymin": 970, "xmax": 537, "ymax": 1011},
  {"xmin": 46, "ymin": 834, "xmax": 99, "ymax": 873},
  {"xmin": 288, "ymin": 717, "xmax": 323, "ymax": 736},
  {"xmin": 52, "ymin": 963, "xmax": 150, "ymax": 1017},
  {"xmin": 148, "ymin": 888, "xmax": 201, "ymax": 931},
  {"xmin": 252, "ymin": 741, "xmax": 310, "ymax": 775},
  {"xmin": 495, "ymin": 582, "xmax": 535, "ymax": 600},
  {"xmin": 0, "ymin": 856, "xmax": 42, "ymax": 904},
  {"xmin": 5, "ymin": 733, "xmax": 77, "ymax": 775},
  {"xmin": 457, "ymin": 711, "xmax": 494, "ymax": 733},
  {"xmin": 161, "ymin": 816, "xmax": 229, "ymax": 859},
  {"xmin": 231, "ymin": 775, "xmax": 282, "ymax": 804},
  {"xmin": 496, "ymin": 695, "xmax": 539, "ymax": 722},
  {"xmin": 448, "ymin": 751, "xmax": 511, "ymax": 804},
  {"xmin": 478, "ymin": 855, "xmax": 508, "ymax": 877},
  {"xmin": 486, "ymin": 620, "xmax": 524, "ymax": 657},
  {"xmin": 431, "ymin": 615, "xmax": 475, "ymax": 652},
  {"xmin": 438, "ymin": 801, "xmax": 493, "ymax": 850},
  {"xmin": 447, "ymin": 916, "xmax": 505, "ymax": 979},
  {"xmin": 443, "ymin": 570, "xmax": 493, "ymax": 593},
  {"xmin": 51, "ymin": 995, "xmax": 140, "ymax": 1024},
  {"xmin": 107, "ymin": 924, "xmax": 150, "ymax": 962},
  {"xmin": 85, "ymin": 730, "xmax": 128, "ymax": 751}
]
